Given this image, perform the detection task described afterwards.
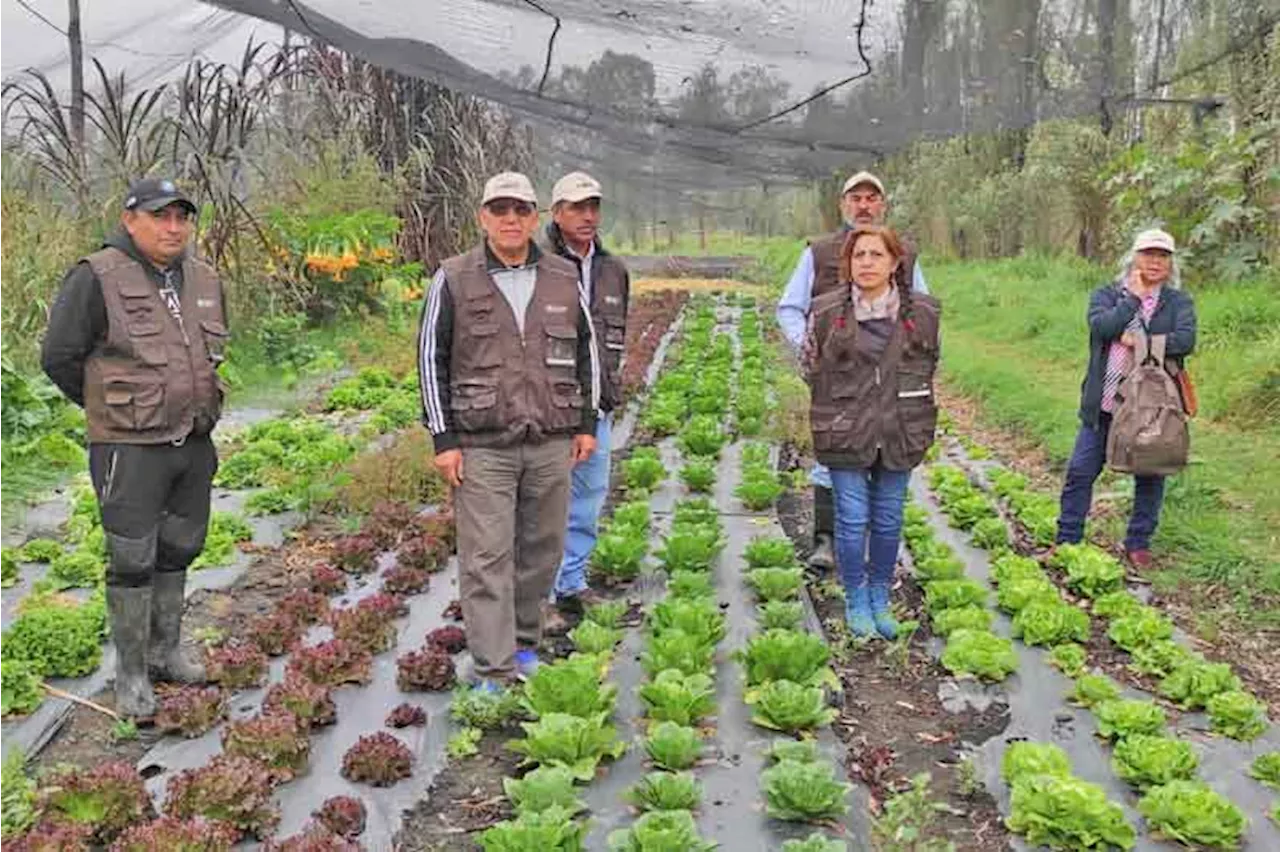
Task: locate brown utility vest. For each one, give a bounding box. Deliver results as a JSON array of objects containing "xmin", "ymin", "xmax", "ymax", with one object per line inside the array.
[
  {"xmin": 585, "ymin": 254, "xmax": 628, "ymax": 412},
  {"xmin": 807, "ymin": 290, "xmax": 941, "ymax": 471},
  {"xmin": 539, "ymin": 229, "xmax": 629, "ymax": 412},
  {"xmin": 809, "ymin": 230, "xmax": 919, "ymax": 299},
  {"xmin": 83, "ymin": 247, "xmax": 227, "ymax": 445},
  {"xmin": 441, "ymin": 245, "xmax": 587, "ymax": 447}
]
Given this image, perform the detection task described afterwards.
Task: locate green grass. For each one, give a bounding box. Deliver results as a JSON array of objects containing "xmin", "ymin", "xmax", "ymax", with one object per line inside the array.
[{"xmin": 930, "ymin": 254, "xmax": 1280, "ymax": 626}]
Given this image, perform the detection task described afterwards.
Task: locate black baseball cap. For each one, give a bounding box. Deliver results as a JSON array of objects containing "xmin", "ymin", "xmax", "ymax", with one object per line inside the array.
[{"xmin": 123, "ymin": 177, "xmax": 197, "ymax": 215}]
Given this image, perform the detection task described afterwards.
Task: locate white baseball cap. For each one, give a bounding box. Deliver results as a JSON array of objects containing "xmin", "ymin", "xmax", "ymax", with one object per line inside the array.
[
  {"xmin": 481, "ymin": 172, "xmax": 538, "ymax": 206},
  {"xmin": 841, "ymin": 170, "xmax": 885, "ymax": 196},
  {"xmin": 552, "ymin": 171, "xmax": 603, "ymax": 205},
  {"xmin": 1132, "ymin": 228, "xmax": 1176, "ymax": 253}
]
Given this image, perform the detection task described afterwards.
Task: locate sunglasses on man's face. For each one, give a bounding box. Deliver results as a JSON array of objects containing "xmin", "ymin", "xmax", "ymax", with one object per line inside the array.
[{"xmin": 486, "ymin": 200, "xmax": 535, "ymax": 217}]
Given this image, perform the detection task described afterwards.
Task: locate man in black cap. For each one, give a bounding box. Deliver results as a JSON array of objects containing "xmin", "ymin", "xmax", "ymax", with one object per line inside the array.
[{"xmin": 42, "ymin": 178, "xmax": 228, "ymax": 717}]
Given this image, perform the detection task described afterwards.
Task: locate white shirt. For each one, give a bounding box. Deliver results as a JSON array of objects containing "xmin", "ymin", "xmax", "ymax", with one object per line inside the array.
[
  {"xmin": 567, "ymin": 240, "xmax": 596, "ymax": 304},
  {"xmin": 490, "ymin": 265, "xmax": 537, "ymax": 336}
]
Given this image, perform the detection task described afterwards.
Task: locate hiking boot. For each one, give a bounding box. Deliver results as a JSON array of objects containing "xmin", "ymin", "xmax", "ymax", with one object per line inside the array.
[
  {"xmin": 809, "ymin": 534, "xmax": 836, "ymax": 572},
  {"xmin": 107, "ymin": 585, "xmax": 157, "ymax": 718},
  {"xmin": 869, "ymin": 584, "xmax": 899, "ymax": 640},
  {"xmin": 542, "ymin": 602, "xmax": 571, "ymax": 637},
  {"xmin": 845, "ymin": 585, "xmax": 876, "ymax": 639},
  {"xmin": 1126, "ymin": 549, "xmax": 1154, "ymax": 570},
  {"xmin": 148, "ymin": 571, "xmax": 206, "ymax": 683}
]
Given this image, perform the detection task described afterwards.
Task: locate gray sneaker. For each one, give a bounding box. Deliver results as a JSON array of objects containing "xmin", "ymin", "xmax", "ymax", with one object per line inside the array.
[{"xmin": 809, "ymin": 533, "xmax": 836, "ymax": 571}]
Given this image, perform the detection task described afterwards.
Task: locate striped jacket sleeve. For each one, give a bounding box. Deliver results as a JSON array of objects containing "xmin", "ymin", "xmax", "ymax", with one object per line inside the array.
[
  {"xmin": 576, "ymin": 283, "xmax": 601, "ymax": 436},
  {"xmin": 417, "ymin": 269, "xmax": 460, "ymax": 452}
]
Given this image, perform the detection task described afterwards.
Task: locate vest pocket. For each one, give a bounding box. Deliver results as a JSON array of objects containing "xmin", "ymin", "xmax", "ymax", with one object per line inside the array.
[
  {"xmin": 127, "ymin": 320, "xmax": 169, "ymax": 366},
  {"xmin": 603, "ymin": 320, "xmax": 626, "ymax": 352},
  {"xmin": 199, "ymin": 319, "xmax": 229, "ymax": 364},
  {"xmin": 828, "ymin": 367, "xmax": 865, "ymax": 400},
  {"xmin": 104, "ymin": 380, "xmax": 167, "ymax": 432},
  {"xmin": 466, "ymin": 322, "xmax": 503, "ymax": 369},
  {"xmin": 896, "ymin": 398, "xmax": 937, "ymax": 462},
  {"xmin": 545, "ymin": 326, "xmax": 578, "ymax": 368},
  {"xmin": 549, "ymin": 380, "xmax": 583, "ymax": 430},
  {"xmin": 810, "ymin": 404, "xmax": 855, "ymax": 453},
  {"xmin": 450, "ymin": 379, "xmax": 499, "ymax": 431}
]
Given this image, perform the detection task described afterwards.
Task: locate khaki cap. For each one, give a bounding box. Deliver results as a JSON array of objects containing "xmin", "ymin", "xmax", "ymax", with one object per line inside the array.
[
  {"xmin": 841, "ymin": 170, "xmax": 885, "ymax": 196},
  {"xmin": 481, "ymin": 172, "xmax": 538, "ymax": 206},
  {"xmin": 1132, "ymin": 228, "xmax": 1175, "ymax": 253},
  {"xmin": 552, "ymin": 171, "xmax": 603, "ymax": 205}
]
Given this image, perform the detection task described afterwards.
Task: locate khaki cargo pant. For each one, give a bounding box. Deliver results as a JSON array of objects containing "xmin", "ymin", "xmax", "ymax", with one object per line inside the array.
[{"xmin": 453, "ymin": 437, "xmax": 573, "ymax": 678}]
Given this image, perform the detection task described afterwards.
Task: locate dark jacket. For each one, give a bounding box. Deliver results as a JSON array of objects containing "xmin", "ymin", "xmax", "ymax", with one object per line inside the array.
[
  {"xmin": 1079, "ymin": 282, "xmax": 1196, "ymax": 428},
  {"xmin": 42, "ymin": 230, "xmax": 188, "ymax": 406},
  {"xmin": 542, "ymin": 223, "xmax": 630, "ymax": 413},
  {"xmin": 807, "ymin": 291, "xmax": 942, "ymax": 471},
  {"xmin": 417, "ymin": 241, "xmax": 599, "ymax": 452}
]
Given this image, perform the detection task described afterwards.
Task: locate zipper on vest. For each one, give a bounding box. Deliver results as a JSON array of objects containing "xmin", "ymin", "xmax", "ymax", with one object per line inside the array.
[
  {"xmin": 875, "ymin": 366, "xmax": 882, "ymax": 452},
  {"xmin": 168, "ymin": 268, "xmax": 197, "ymax": 439}
]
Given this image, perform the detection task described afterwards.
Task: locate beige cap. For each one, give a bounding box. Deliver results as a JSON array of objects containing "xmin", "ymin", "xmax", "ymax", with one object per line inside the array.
[
  {"xmin": 552, "ymin": 171, "xmax": 603, "ymax": 205},
  {"xmin": 481, "ymin": 171, "xmax": 538, "ymax": 206},
  {"xmin": 841, "ymin": 170, "xmax": 885, "ymax": 196},
  {"xmin": 1132, "ymin": 228, "xmax": 1175, "ymax": 253}
]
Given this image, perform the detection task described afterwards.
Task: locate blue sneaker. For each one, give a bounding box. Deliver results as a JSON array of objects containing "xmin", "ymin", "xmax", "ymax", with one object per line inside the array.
[
  {"xmin": 475, "ymin": 678, "xmax": 505, "ymax": 695},
  {"xmin": 514, "ymin": 648, "xmax": 541, "ymax": 681}
]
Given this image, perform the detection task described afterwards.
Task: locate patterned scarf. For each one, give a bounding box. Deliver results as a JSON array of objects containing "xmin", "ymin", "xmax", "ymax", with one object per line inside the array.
[{"xmin": 1101, "ymin": 287, "xmax": 1160, "ymax": 413}]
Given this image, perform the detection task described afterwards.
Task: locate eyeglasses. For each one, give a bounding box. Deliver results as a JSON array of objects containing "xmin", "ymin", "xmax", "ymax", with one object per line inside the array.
[{"xmin": 486, "ymin": 200, "xmax": 535, "ymax": 217}]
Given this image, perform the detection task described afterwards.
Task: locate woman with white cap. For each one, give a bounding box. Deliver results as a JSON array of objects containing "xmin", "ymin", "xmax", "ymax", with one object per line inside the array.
[{"xmin": 1055, "ymin": 228, "xmax": 1197, "ymax": 569}]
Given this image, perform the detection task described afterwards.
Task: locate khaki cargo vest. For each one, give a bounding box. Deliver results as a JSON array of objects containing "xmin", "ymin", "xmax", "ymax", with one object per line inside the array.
[
  {"xmin": 809, "ymin": 230, "xmax": 919, "ymax": 299},
  {"xmin": 807, "ymin": 291, "xmax": 941, "ymax": 471},
  {"xmin": 441, "ymin": 245, "xmax": 586, "ymax": 447},
  {"xmin": 83, "ymin": 247, "xmax": 227, "ymax": 445}
]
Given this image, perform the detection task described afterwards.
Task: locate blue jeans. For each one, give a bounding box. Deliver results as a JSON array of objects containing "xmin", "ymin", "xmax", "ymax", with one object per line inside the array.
[
  {"xmin": 553, "ymin": 416, "xmax": 612, "ymax": 598},
  {"xmin": 1056, "ymin": 414, "xmax": 1165, "ymax": 552},
  {"xmin": 829, "ymin": 463, "xmax": 912, "ymax": 589}
]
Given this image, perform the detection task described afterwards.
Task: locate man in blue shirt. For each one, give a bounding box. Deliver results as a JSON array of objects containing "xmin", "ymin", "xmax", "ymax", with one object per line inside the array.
[{"xmin": 775, "ymin": 171, "xmax": 929, "ymax": 571}]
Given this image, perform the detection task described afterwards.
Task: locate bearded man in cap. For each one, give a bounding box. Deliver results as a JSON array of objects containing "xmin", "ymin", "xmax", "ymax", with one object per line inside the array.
[
  {"xmin": 42, "ymin": 178, "xmax": 226, "ymax": 717},
  {"xmin": 537, "ymin": 171, "xmax": 630, "ymax": 634},
  {"xmin": 776, "ymin": 170, "xmax": 930, "ymax": 572},
  {"xmin": 418, "ymin": 171, "xmax": 600, "ymax": 689}
]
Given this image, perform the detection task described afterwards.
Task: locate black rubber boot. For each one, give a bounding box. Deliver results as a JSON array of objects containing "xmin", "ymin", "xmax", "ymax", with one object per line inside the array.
[
  {"xmin": 809, "ymin": 485, "xmax": 836, "ymax": 570},
  {"xmin": 107, "ymin": 585, "xmax": 156, "ymax": 717},
  {"xmin": 149, "ymin": 570, "xmax": 206, "ymax": 683}
]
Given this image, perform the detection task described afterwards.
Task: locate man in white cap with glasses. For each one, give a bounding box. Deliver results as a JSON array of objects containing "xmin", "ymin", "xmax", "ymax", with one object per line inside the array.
[
  {"xmin": 418, "ymin": 171, "xmax": 601, "ymax": 690},
  {"xmin": 776, "ymin": 170, "xmax": 929, "ymax": 572},
  {"xmin": 539, "ymin": 171, "xmax": 631, "ymax": 635}
]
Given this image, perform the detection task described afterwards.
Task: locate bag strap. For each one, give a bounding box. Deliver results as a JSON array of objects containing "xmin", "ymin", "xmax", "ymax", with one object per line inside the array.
[
  {"xmin": 1134, "ymin": 328, "xmax": 1153, "ymax": 365},
  {"xmin": 1149, "ymin": 333, "xmax": 1167, "ymax": 365}
]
